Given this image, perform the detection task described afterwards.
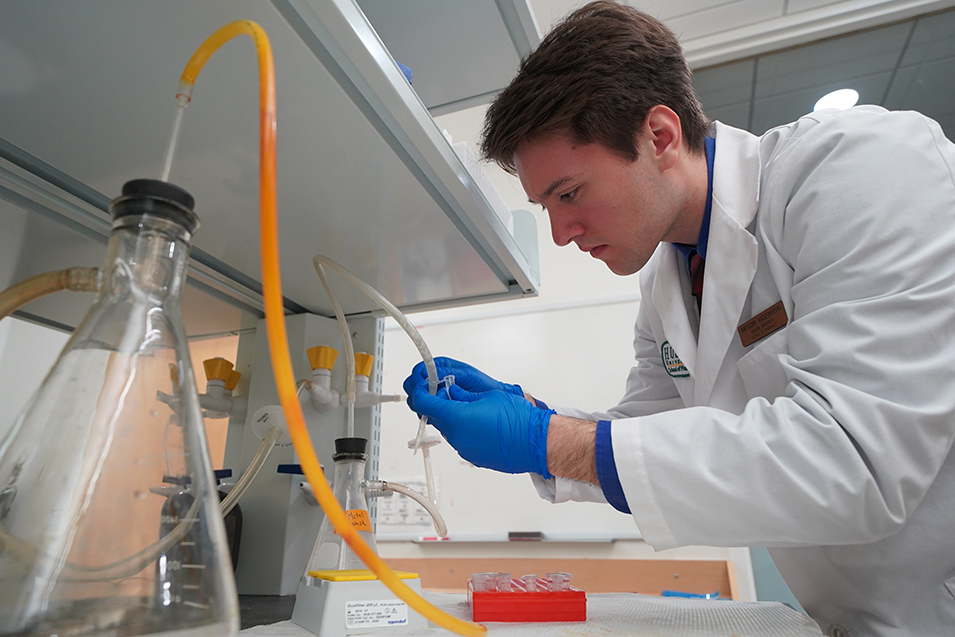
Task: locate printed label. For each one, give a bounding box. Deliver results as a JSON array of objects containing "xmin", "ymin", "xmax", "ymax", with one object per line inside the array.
[
  {"xmin": 738, "ymin": 301, "xmax": 788, "ymax": 347},
  {"xmin": 345, "ymin": 600, "xmax": 409, "ymax": 628},
  {"xmin": 661, "ymin": 341, "xmax": 689, "ymax": 378}
]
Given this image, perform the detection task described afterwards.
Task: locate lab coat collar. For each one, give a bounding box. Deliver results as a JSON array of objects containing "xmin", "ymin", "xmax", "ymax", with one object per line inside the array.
[
  {"xmin": 651, "ymin": 244, "xmax": 698, "ymax": 376},
  {"xmin": 651, "ymin": 122, "xmax": 761, "ymax": 404}
]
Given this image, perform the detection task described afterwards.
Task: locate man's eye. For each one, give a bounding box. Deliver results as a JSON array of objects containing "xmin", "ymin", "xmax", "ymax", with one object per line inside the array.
[{"xmin": 560, "ymin": 187, "xmax": 579, "ymax": 202}]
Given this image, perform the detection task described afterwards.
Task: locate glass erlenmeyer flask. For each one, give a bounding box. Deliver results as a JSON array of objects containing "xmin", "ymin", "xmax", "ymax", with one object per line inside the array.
[
  {"xmin": 306, "ymin": 437, "xmax": 378, "ymax": 572},
  {"xmin": 0, "ymin": 179, "xmax": 238, "ymax": 635}
]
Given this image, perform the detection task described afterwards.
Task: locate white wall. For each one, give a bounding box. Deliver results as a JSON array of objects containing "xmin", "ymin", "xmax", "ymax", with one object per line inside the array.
[
  {"xmin": 0, "ymin": 314, "xmax": 237, "ymax": 463},
  {"xmin": 0, "ymin": 317, "xmax": 71, "ymax": 441},
  {"xmin": 374, "ymin": 105, "xmax": 756, "ymax": 601}
]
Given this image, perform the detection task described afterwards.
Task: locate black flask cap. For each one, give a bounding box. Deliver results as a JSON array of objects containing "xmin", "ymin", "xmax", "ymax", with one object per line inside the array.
[
  {"xmin": 109, "ymin": 179, "xmax": 199, "ymax": 234},
  {"xmin": 333, "ymin": 437, "xmax": 368, "ymax": 460}
]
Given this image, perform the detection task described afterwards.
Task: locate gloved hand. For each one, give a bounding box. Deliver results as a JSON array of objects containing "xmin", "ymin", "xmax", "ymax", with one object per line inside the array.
[
  {"xmin": 405, "ymin": 380, "xmax": 554, "ymax": 478},
  {"xmin": 404, "ymin": 358, "xmax": 524, "ymax": 412}
]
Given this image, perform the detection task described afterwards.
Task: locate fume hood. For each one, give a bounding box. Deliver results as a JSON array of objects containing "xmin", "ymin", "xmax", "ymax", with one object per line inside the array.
[{"xmin": 0, "ymin": 0, "xmax": 540, "ymax": 338}]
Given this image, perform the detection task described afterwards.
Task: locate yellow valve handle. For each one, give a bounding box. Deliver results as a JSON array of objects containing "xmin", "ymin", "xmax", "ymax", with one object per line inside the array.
[
  {"xmin": 203, "ymin": 357, "xmax": 235, "ymax": 382},
  {"xmin": 225, "ymin": 369, "xmax": 242, "ymax": 392},
  {"xmin": 354, "ymin": 352, "xmax": 374, "ymax": 377},
  {"xmin": 307, "ymin": 345, "xmax": 339, "ymax": 371},
  {"xmin": 179, "ymin": 21, "xmax": 485, "ymax": 637}
]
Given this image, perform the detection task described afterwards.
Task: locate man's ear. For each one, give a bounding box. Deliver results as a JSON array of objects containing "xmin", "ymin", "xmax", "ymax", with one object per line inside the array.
[{"xmin": 642, "ymin": 105, "xmax": 683, "ymax": 170}]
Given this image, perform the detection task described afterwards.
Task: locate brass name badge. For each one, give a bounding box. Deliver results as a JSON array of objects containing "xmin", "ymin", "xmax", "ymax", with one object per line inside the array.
[{"xmin": 738, "ymin": 301, "xmax": 788, "ymax": 347}]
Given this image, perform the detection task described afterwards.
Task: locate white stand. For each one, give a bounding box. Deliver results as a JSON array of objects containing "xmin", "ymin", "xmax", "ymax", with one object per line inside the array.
[{"xmin": 292, "ymin": 575, "xmax": 428, "ymax": 636}]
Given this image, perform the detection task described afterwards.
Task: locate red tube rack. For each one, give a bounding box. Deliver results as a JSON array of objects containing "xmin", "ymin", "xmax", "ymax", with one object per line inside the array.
[{"xmin": 467, "ymin": 576, "xmax": 586, "ymax": 623}]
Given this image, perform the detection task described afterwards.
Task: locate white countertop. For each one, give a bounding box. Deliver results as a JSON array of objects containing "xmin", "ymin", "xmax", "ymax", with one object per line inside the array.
[{"xmin": 241, "ymin": 591, "xmax": 824, "ymax": 636}]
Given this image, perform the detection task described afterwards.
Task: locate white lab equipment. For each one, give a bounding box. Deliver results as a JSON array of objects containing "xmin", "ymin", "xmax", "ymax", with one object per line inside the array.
[{"xmin": 291, "ymin": 436, "xmax": 436, "ymax": 635}]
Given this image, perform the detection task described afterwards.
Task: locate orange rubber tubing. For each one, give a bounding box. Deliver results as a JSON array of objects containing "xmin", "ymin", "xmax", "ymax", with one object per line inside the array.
[{"xmin": 178, "ymin": 20, "xmax": 485, "ymax": 636}]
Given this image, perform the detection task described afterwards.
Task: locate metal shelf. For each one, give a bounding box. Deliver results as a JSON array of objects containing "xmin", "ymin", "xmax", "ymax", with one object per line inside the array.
[{"xmin": 0, "ymin": 0, "xmax": 539, "ymax": 337}]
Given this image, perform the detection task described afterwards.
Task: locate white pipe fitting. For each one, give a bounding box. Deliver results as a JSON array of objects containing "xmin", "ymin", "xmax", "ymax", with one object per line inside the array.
[
  {"xmin": 298, "ymin": 481, "xmax": 319, "ymax": 506},
  {"xmin": 306, "ymin": 370, "xmax": 402, "ymax": 412},
  {"xmin": 200, "ymin": 379, "xmax": 232, "ymax": 418},
  {"xmin": 307, "ymin": 368, "xmax": 341, "ymax": 412},
  {"xmin": 354, "ymin": 375, "xmax": 404, "ymax": 408},
  {"xmin": 199, "ymin": 379, "xmax": 248, "ymax": 420}
]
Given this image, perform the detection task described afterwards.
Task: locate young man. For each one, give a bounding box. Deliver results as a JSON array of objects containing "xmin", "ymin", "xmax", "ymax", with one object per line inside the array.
[{"xmin": 404, "ymin": 2, "xmax": 955, "ymax": 634}]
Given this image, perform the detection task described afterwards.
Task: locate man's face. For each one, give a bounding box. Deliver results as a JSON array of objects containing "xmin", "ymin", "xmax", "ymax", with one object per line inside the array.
[{"xmin": 514, "ymin": 133, "xmax": 686, "ymax": 276}]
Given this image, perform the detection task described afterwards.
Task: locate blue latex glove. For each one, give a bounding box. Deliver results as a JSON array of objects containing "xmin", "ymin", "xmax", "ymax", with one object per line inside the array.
[
  {"xmin": 404, "ymin": 358, "xmax": 524, "ymax": 412},
  {"xmin": 406, "ymin": 381, "xmax": 554, "ymax": 478}
]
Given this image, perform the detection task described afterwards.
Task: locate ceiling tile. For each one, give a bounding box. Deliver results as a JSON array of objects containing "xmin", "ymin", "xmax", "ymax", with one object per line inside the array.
[
  {"xmin": 665, "ymin": 0, "xmax": 785, "ymax": 40},
  {"xmin": 693, "ymin": 59, "xmax": 755, "ymax": 129},
  {"xmin": 884, "ymin": 58, "xmax": 955, "ymax": 135},
  {"xmin": 528, "ymin": 0, "xmax": 587, "ymax": 31},
  {"xmin": 901, "ymin": 9, "xmax": 955, "ymax": 66},
  {"xmin": 754, "ymin": 22, "xmax": 910, "ymax": 97},
  {"xmin": 787, "ymin": 0, "xmax": 851, "ymax": 13},
  {"xmin": 704, "ymin": 102, "xmax": 753, "ymax": 130},
  {"xmin": 693, "ymin": 59, "xmax": 755, "ymax": 107},
  {"xmin": 637, "ymin": 0, "xmax": 744, "ymax": 20},
  {"xmin": 750, "ymin": 71, "xmax": 893, "ymax": 133}
]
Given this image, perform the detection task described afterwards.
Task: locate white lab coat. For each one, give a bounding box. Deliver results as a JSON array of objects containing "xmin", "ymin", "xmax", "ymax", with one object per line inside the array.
[{"xmin": 534, "ymin": 106, "xmax": 955, "ymax": 635}]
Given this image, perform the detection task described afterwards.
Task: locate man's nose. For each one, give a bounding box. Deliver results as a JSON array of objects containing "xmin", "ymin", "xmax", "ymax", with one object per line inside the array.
[{"xmin": 549, "ymin": 208, "xmax": 583, "ymax": 247}]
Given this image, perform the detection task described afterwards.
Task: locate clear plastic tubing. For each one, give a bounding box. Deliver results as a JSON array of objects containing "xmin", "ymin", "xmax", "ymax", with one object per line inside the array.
[
  {"xmin": 177, "ymin": 21, "xmax": 485, "ymax": 637},
  {"xmin": 160, "ymin": 95, "xmax": 189, "ymax": 182},
  {"xmin": 312, "ymin": 255, "xmax": 439, "ymax": 398},
  {"xmin": 369, "ymin": 480, "xmax": 448, "ymax": 537},
  {"xmin": 0, "ymin": 497, "xmax": 201, "ymax": 583},
  {"xmin": 422, "ymin": 444, "xmax": 437, "ymax": 505},
  {"xmin": 315, "ymin": 263, "xmax": 357, "ymax": 437},
  {"xmin": 219, "ymin": 425, "xmax": 282, "ymax": 516},
  {"xmin": 311, "ymin": 255, "xmax": 438, "ymax": 452}
]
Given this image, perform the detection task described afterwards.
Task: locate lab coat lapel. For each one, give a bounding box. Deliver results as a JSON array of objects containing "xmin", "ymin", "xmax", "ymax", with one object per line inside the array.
[
  {"xmin": 693, "ymin": 123, "xmax": 761, "ymax": 405},
  {"xmin": 651, "ymin": 244, "xmax": 698, "ymax": 377}
]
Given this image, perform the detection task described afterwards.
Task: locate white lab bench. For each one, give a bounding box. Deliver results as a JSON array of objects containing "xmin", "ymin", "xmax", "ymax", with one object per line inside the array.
[{"xmin": 240, "ymin": 591, "xmax": 824, "ymax": 636}]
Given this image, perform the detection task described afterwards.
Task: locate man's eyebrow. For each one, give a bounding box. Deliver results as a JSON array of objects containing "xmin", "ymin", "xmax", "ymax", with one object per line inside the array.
[{"xmin": 528, "ymin": 177, "xmax": 573, "ymax": 205}]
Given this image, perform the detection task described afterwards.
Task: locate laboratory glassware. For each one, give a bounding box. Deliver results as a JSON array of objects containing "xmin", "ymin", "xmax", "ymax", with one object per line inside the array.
[
  {"xmin": 307, "ymin": 437, "xmax": 379, "ymax": 572},
  {"xmin": 0, "ymin": 179, "xmax": 238, "ymax": 635}
]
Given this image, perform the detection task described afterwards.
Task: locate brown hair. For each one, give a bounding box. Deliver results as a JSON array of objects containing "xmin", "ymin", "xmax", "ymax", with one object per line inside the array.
[{"xmin": 481, "ymin": 1, "xmax": 710, "ymax": 174}]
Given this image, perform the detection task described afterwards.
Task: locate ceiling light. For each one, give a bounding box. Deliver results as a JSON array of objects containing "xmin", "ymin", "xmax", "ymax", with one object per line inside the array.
[{"xmin": 813, "ymin": 88, "xmax": 860, "ymax": 112}]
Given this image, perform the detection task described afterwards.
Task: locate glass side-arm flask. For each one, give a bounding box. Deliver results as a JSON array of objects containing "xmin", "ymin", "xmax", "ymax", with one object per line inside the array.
[
  {"xmin": 0, "ymin": 179, "xmax": 238, "ymax": 636},
  {"xmin": 306, "ymin": 437, "xmax": 379, "ymax": 572}
]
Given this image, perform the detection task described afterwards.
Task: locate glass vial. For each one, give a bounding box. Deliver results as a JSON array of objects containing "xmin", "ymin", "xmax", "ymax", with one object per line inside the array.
[
  {"xmin": 307, "ymin": 437, "xmax": 378, "ymax": 572},
  {"xmin": 0, "ymin": 179, "xmax": 238, "ymax": 635}
]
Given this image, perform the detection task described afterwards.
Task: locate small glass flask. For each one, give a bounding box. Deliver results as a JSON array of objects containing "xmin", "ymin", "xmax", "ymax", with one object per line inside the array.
[
  {"xmin": 306, "ymin": 437, "xmax": 378, "ymax": 571},
  {"xmin": 0, "ymin": 179, "xmax": 238, "ymax": 635}
]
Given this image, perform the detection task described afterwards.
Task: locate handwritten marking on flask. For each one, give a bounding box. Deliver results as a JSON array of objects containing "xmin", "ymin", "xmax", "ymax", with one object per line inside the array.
[{"xmin": 339, "ymin": 509, "xmax": 372, "ymax": 532}]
